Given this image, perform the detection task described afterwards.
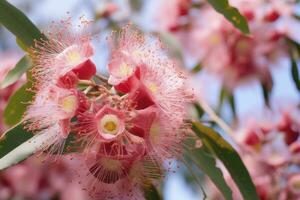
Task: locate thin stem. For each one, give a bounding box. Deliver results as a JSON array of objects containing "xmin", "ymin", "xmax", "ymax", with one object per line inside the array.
[
  {"xmin": 94, "ymin": 74, "xmax": 112, "ymax": 88},
  {"xmin": 198, "ymin": 98, "xmax": 235, "ymax": 138},
  {"xmin": 83, "ymin": 86, "xmax": 93, "ymax": 94},
  {"xmin": 94, "ymin": 74, "xmax": 108, "ymax": 82},
  {"xmin": 78, "ymin": 80, "xmax": 95, "ymax": 86}
]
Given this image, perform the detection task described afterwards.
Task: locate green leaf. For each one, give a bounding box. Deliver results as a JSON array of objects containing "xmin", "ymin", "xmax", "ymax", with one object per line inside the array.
[
  {"xmin": 207, "ymin": 0, "xmax": 250, "ymax": 34},
  {"xmin": 217, "ymin": 87, "xmax": 227, "ymax": 114},
  {"xmin": 217, "ymin": 87, "xmax": 236, "ymax": 118},
  {"xmin": 4, "ymin": 83, "xmax": 34, "ymax": 126},
  {"xmin": 0, "ymin": 56, "xmax": 31, "ymax": 89},
  {"xmin": 0, "ymin": 123, "xmax": 35, "ymax": 170},
  {"xmin": 228, "ymin": 92, "xmax": 236, "ymax": 119},
  {"xmin": 0, "ymin": 125, "xmax": 64, "ymax": 170},
  {"xmin": 143, "ymin": 184, "xmax": 162, "ymax": 200},
  {"xmin": 16, "ymin": 37, "xmax": 29, "ymax": 52},
  {"xmin": 192, "ymin": 122, "xmax": 259, "ymax": 200},
  {"xmin": 184, "ymin": 140, "xmax": 233, "ymax": 200},
  {"xmin": 0, "ymin": 122, "xmax": 78, "ymax": 170},
  {"xmin": 191, "ymin": 63, "xmax": 202, "ymax": 73},
  {"xmin": 62, "ymin": 133, "xmax": 81, "ymax": 154},
  {"xmin": 194, "ymin": 102, "xmax": 205, "ymax": 119},
  {"xmin": 260, "ymin": 79, "xmax": 273, "ymax": 106},
  {"xmin": 0, "ymin": 0, "xmax": 44, "ymax": 48},
  {"xmin": 291, "ymin": 55, "xmax": 300, "ymax": 92},
  {"xmin": 0, "ymin": 123, "xmax": 33, "ymax": 159}
]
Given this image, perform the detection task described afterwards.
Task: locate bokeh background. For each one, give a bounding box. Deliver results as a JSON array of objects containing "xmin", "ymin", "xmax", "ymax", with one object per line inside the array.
[{"xmin": 1, "ymin": 0, "xmax": 300, "ymax": 199}]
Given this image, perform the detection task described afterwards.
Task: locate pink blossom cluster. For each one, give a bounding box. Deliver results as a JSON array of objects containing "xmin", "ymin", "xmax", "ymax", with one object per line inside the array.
[
  {"xmin": 23, "ymin": 20, "xmax": 193, "ymax": 199},
  {"xmin": 155, "ymin": 0, "xmax": 300, "ymax": 89},
  {"xmin": 209, "ymin": 107, "xmax": 300, "ymax": 200},
  {"xmin": 0, "ymin": 156, "xmax": 87, "ymax": 200},
  {"xmin": 0, "ymin": 54, "xmax": 83, "ymax": 200}
]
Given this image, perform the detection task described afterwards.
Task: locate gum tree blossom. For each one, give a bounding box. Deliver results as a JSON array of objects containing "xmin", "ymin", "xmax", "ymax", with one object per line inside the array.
[
  {"xmin": 68, "ymin": 26, "xmax": 193, "ymax": 199},
  {"xmin": 153, "ymin": 0, "xmax": 192, "ymax": 31},
  {"xmin": 208, "ymin": 106, "xmax": 300, "ymax": 199},
  {"xmin": 20, "ymin": 24, "xmax": 193, "ymax": 199},
  {"xmin": 24, "ymin": 85, "xmax": 81, "ymax": 153},
  {"xmin": 0, "ymin": 155, "xmax": 87, "ymax": 200},
  {"xmin": 108, "ymin": 26, "xmax": 193, "ymax": 121},
  {"xmin": 73, "ymin": 99, "xmax": 188, "ymax": 198},
  {"xmin": 30, "ymin": 17, "xmax": 96, "ymax": 87},
  {"xmin": 24, "ymin": 18, "xmax": 96, "ymax": 154},
  {"xmin": 154, "ymin": 0, "xmax": 300, "ymax": 89}
]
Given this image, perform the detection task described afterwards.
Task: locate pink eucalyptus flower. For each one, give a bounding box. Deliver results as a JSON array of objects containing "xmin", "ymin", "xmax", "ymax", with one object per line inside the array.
[
  {"xmin": 24, "ymin": 85, "xmax": 81, "ymax": 153},
  {"xmin": 22, "ymin": 24, "xmax": 193, "ymax": 199},
  {"xmin": 277, "ymin": 110, "xmax": 300, "ymax": 146},
  {"xmin": 154, "ymin": 0, "xmax": 299, "ymax": 90},
  {"xmin": 74, "ymin": 91, "xmax": 189, "ymax": 198},
  {"xmin": 30, "ymin": 17, "xmax": 96, "ymax": 88},
  {"xmin": 0, "ymin": 155, "xmax": 88, "ymax": 200},
  {"xmin": 208, "ymin": 106, "xmax": 300, "ymax": 199},
  {"xmin": 66, "ymin": 153, "xmax": 146, "ymax": 200},
  {"xmin": 107, "ymin": 26, "xmax": 193, "ymax": 121},
  {"xmin": 153, "ymin": 0, "xmax": 192, "ymax": 31}
]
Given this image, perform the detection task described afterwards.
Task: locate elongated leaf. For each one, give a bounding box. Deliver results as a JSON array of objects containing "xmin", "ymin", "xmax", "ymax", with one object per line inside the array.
[
  {"xmin": 184, "ymin": 140, "xmax": 233, "ymax": 200},
  {"xmin": 0, "ymin": 121, "xmax": 78, "ymax": 170},
  {"xmin": 0, "ymin": 56, "xmax": 31, "ymax": 89},
  {"xmin": 191, "ymin": 63, "xmax": 202, "ymax": 73},
  {"xmin": 260, "ymin": 80, "xmax": 273, "ymax": 106},
  {"xmin": 194, "ymin": 103, "xmax": 204, "ymax": 118},
  {"xmin": 0, "ymin": 0, "xmax": 44, "ymax": 48},
  {"xmin": 291, "ymin": 56, "xmax": 300, "ymax": 92},
  {"xmin": 0, "ymin": 123, "xmax": 33, "ymax": 159},
  {"xmin": 207, "ymin": 0, "xmax": 250, "ymax": 34},
  {"xmin": 192, "ymin": 122, "xmax": 259, "ymax": 200},
  {"xmin": 4, "ymin": 83, "xmax": 34, "ymax": 126},
  {"xmin": 228, "ymin": 92, "xmax": 236, "ymax": 119},
  {"xmin": 217, "ymin": 87, "xmax": 236, "ymax": 118},
  {"xmin": 144, "ymin": 184, "xmax": 162, "ymax": 200},
  {"xmin": 0, "ymin": 127, "xmax": 62, "ymax": 170}
]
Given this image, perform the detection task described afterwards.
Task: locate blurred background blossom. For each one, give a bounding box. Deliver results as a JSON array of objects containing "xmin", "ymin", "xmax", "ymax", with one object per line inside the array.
[{"xmin": 0, "ymin": 0, "xmax": 300, "ymax": 199}]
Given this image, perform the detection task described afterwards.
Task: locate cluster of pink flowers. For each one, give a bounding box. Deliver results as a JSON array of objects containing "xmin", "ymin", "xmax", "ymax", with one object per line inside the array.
[
  {"xmin": 24, "ymin": 19, "xmax": 193, "ymax": 199},
  {"xmin": 0, "ymin": 53, "xmax": 88, "ymax": 200},
  {"xmin": 0, "ymin": 156, "xmax": 87, "ymax": 200},
  {"xmin": 208, "ymin": 106, "xmax": 300, "ymax": 200},
  {"xmin": 155, "ymin": 0, "xmax": 300, "ymax": 89}
]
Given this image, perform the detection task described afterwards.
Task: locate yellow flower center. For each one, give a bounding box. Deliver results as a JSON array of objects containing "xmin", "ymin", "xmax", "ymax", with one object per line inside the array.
[
  {"xmin": 60, "ymin": 95, "xmax": 77, "ymax": 114},
  {"xmin": 236, "ymin": 40, "xmax": 250, "ymax": 53},
  {"xmin": 119, "ymin": 62, "xmax": 133, "ymax": 77},
  {"xmin": 66, "ymin": 51, "xmax": 82, "ymax": 65},
  {"xmin": 209, "ymin": 34, "xmax": 221, "ymax": 45},
  {"xmin": 104, "ymin": 121, "xmax": 117, "ymax": 132},
  {"xmin": 57, "ymin": 45, "xmax": 83, "ymax": 66},
  {"xmin": 100, "ymin": 114, "xmax": 119, "ymax": 135},
  {"xmin": 146, "ymin": 81, "xmax": 158, "ymax": 93}
]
